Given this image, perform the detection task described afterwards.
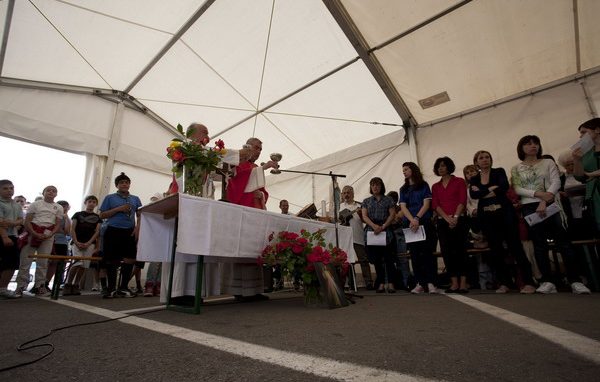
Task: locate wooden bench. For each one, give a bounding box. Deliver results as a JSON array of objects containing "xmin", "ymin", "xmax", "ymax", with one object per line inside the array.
[
  {"xmin": 548, "ymin": 239, "xmax": 600, "ymax": 291},
  {"xmin": 29, "ymin": 254, "xmax": 102, "ymax": 300}
]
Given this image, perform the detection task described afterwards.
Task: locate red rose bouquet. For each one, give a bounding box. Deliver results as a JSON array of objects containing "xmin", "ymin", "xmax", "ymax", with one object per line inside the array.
[{"xmin": 259, "ymin": 228, "xmax": 350, "ymax": 304}]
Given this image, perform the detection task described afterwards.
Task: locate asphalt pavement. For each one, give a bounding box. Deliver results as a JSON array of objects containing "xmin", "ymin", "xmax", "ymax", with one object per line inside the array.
[{"xmin": 1, "ymin": 289, "xmax": 599, "ymax": 381}]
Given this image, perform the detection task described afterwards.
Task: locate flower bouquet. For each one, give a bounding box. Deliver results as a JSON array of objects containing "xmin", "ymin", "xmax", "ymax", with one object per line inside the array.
[
  {"xmin": 166, "ymin": 124, "xmax": 226, "ymax": 197},
  {"xmin": 258, "ymin": 228, "xmax": 350, "ymax": 306}
]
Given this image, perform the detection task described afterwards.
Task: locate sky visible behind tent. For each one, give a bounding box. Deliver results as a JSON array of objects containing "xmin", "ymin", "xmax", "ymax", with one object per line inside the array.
[{"xmin": 0, "ymin": 136, "xmax": 85, "ymax": 210}]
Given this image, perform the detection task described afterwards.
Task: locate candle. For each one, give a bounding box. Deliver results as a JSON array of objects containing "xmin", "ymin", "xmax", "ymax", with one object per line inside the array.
[{"xmin": 321, "ymin": 200, "xmax": 326, "ymax": 216}]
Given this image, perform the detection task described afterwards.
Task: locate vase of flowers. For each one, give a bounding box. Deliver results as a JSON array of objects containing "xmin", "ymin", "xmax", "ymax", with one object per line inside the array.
[
  {"xmin": 166, "ymin": 124, "xmax": 226, "ymax": 197},
  {"xmin": 258, "ymin": 229, "xmax": 350, "ymax": 307}
]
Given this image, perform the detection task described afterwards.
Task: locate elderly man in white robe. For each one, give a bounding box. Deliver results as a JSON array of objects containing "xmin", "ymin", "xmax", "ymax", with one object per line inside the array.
[{"xmin": 162, "ymin": 123, "xmax": 245, "ymax": 301}]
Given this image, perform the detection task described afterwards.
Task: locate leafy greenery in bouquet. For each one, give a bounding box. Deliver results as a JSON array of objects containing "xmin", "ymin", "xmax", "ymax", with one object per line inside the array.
[
  {"xmin": 166, "ymin": 124, "xmax": 226, "ymax": 195},
  {"xmin": 258, "ymin": 228, "xmax": 350, "ymax": 303}
]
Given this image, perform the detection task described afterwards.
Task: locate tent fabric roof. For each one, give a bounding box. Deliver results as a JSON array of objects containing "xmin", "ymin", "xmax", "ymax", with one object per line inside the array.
[{"xmin": 1, "ymin": 0, "xmax": 599, "ymax": 209}]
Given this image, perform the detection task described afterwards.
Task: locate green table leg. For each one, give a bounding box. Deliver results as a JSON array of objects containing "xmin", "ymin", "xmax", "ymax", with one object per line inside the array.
[{"xmin": 51, "ymin": 260, "xmax": 65, "ymax": 300}]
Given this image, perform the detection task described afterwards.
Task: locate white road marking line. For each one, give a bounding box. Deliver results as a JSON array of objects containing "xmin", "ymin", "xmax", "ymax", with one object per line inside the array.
[
  {"xmin": 50, "ymin": 299, "xmax": 444, "ymax": 382},
  {"xmin": 446, "ymin": 294, "xmax": 600, "ymax": 364}
]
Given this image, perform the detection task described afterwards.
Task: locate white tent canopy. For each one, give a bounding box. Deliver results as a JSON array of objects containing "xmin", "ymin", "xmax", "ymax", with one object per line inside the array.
[{"xmin": 1, "ymin": 0, "xmax": 598, "ymax": 212}]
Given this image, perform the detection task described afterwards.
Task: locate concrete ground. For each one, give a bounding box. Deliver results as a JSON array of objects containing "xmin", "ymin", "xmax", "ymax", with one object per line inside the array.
[{"xmin": 1, "ymin": 288, "xmax": 599, "ymax": 382}]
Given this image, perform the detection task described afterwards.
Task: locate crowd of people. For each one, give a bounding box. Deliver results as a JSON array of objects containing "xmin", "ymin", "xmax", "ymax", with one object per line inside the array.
[
  {"xmin": 2, "ymin": 118, "xmax": 600, "ymax": 300},
  {"xmin": 353, "ymin": 118, "xmax": 600, "ymax": 295}
]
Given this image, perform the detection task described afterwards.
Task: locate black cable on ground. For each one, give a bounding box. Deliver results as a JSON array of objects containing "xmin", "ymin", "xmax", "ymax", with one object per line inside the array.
[{"xmin": 0, "ymin": 306, "xmax": 165, "ymax": 373}]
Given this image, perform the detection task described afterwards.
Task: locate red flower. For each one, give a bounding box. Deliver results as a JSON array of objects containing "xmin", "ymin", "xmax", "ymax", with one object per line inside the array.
[
  {"xmin": 171, "ymin": 149, "xmax": 184, "ymax": 162},
  {"xmin": 283, "ymin": 232, "xmax": 299, "ymax": 240},
  {"xmin": 214, "ymin": 139, "xmax": 225, "ymax": 149}
]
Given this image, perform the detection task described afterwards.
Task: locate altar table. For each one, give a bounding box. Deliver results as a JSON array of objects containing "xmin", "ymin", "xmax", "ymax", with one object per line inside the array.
[{"xmin": 137, "ymin": 193, "xmax": 356, "ymax": 312}]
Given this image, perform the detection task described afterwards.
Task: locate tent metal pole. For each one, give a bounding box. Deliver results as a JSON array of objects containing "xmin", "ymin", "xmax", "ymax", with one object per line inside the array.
[
  {"xmin": 0, "ymin": 0, "xmax": 15, "ymax": 77},
  {"xmin": 404, "ymin": 121, "xmax": 419, "ymax": 166},
  {"xmin": 124, "ymin": 0, "xmax": 217, "ymax": 94},
  {"xmin": 580, "ymin": 80, "xmax": 598, "ymax": 118},
  {"xmin": 322, "ymin": 0, "xmax": 416, "ymax": 128},
  {"xmin": 100, "ymin": 102, "xmax": 125, "ymax": 202}
]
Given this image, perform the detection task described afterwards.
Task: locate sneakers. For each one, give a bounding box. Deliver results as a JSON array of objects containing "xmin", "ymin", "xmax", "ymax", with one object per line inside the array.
[
  {"xmin": 0, "ymin": 288, "xmax": 19, "ymax": 299},
  {"xmin": 143, "ymin": 284, "xmax": 154, "ymax": 297},
  {"xmin": 496, "ymin": 285, "xmax": 510, "ymax": 294},
  {"xmin": 520, "ymin": 285, "xmax": 536, "ymax": 294},
  {"xmin": 536, "ymin": 282, "xmax": 557, "ymax": 294},
  {"xmin": 102, "ymin": 289, "xmax": 115, "ymax": 299},
  {"xmin": 571, "ymin": 282, "xmax": 591, "ymax": 294},
  {"xmin": 36, "ymin": 286, "xmax": 51, "ymax": 296},
  {"xmin": 115, "ymin": 288, "xmax": 136, "ymax": 298},
  {"xmin": 411, "ymin": 284, "xmax": 424, "ymax": 294},
  {"xmin": 13, "ymin": 287, "xmax": 23, "ymax": 298},
  {"xmin": 427, "ymin": 283, "xmax": 441, "ymax": 294}
]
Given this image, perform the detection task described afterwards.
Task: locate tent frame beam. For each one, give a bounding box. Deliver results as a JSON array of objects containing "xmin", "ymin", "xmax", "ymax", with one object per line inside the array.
[
  {"xmin": 0, "ymin": 0, "xmax": 15, "ymax": 77},
  {"xmin": 419, "ymin": 65, "xmax": 600, "ymax": 129},
  {"xmin": 124, "ymin": 0, "xmax": 216, "ymax": 94},
  {"xmin": 323, "ymin": 0, "xmax": 415, "ymax": 128},
  {"xmin": 0, "ymin": 76, "xmax": 179, "ymax": 137}
]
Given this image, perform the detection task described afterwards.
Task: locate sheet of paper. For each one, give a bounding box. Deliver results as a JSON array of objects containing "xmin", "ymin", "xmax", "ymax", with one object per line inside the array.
[
  {"xmin": 524, "ymin": 202, "xmax": 561, "ymax": 226},
  {"xmin": 402, "ymin": 226, "xmax": 426, "ymax": 243},
  {"xmin": 570, "ymin": 132, "xmax": 594, "ymax": 154},
  {"xmin": 366, "ymin": 231, "xmax": 386, "ymax": 246}
]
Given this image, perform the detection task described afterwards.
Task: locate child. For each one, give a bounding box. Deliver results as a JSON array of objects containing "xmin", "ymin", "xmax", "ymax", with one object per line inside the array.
[
  {"xmin": 0, "ymin": 180, "xmax": 23, "ymax": 298},
  {"xmin": 63, "ymin": 196, "xmax": 101, "ymax": 296},
  {"xmin": 15, "ymin": 185, "xmax": 63, "ymax": 297},
  {"xmin": 99, "ymin": 173, "xmax": 142, "ymax": 298},
  {"xmin": 46, "ymin": 200, "xmax": 71, "ymax": 290}
]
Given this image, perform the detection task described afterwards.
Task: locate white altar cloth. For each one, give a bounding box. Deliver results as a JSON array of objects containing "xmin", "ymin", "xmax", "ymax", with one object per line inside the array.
[{"xmin": 137, "ymin": 194, "xmax": 355, "ymax": 299}]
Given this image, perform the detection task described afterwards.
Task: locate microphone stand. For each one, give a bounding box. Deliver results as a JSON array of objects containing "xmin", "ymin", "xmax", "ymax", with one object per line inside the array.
[{"xmin": 276, "ymin": 169, "xmax": 362, "ymax": 301}]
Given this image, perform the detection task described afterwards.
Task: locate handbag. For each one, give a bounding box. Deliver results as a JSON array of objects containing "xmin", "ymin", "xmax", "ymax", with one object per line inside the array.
[{"xmin": 17, "ymin": 231, "xmax": 29, "ymax": 250}]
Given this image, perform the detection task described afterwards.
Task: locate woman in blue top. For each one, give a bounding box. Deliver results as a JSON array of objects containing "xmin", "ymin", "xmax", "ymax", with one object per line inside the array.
[
  {"xmin": 361, "ymin": 177, "xmax": 397, "ymax": 293},
  {"xmin": 399, "ymin": 162, "xmax": 440, "ymax": 294},
  {"xmin": 99, "ymin": 172, "xmax": 142, "ymax": 298}
]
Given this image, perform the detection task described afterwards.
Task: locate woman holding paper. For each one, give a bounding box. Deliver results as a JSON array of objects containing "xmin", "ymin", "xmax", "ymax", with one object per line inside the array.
[
  {"xmin": 431, "ymin": 156, "xmax": 469, "ymax": 293},
  {"xmin": 399, "ymin": 162, "xmax": 441, "ymax": 294},
  {"xmin": 361, "ymin": 177, "xmax": 398, "ymax": 293},
  {"xmin": 471, "ymin": 150, "xmax": 536, "ymax": 294},
  {"xmin": 511, "ymin": 135, "xmax": 590, "ymax": 294}
]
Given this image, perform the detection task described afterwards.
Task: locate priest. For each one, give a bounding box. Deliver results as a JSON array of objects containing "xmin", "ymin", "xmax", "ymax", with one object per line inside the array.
[{"xmin": 224, "ymin": 137, "xmax": 278, "ymax": 301}]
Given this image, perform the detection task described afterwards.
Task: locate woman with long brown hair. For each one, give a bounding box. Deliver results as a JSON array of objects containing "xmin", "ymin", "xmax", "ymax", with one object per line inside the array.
[{"xmin": 399, "ymin": 162, "xmax": 441, "ymax": 294}]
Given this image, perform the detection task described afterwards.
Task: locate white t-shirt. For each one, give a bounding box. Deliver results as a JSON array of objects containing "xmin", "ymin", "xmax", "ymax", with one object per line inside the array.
[
  {"xmin": 339, "ymin": 201, "xmax": 364, "ymax": 246},
  {"xmin": 27, "ymin": 200, "xmax": 63, "ymax": 226}
]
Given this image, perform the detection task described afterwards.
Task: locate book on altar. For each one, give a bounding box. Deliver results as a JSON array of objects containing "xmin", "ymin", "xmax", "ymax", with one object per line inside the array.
[{"xmin": 244, "ymin": 167, "xmax": 266, "ymax": 192}]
